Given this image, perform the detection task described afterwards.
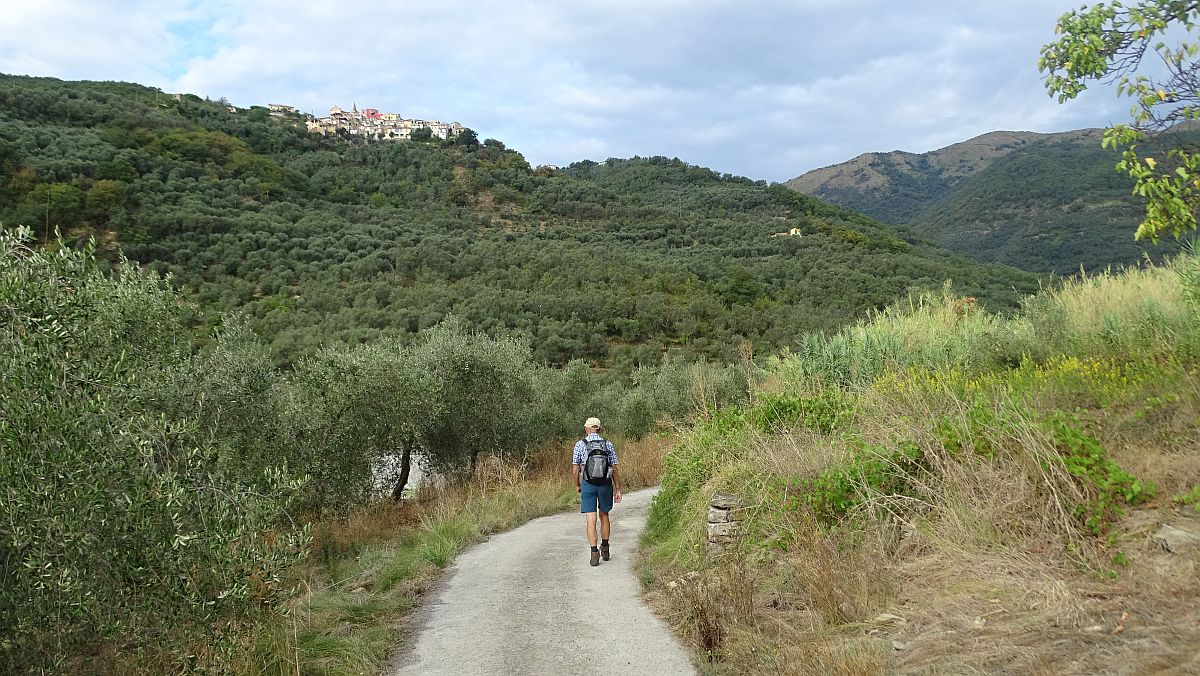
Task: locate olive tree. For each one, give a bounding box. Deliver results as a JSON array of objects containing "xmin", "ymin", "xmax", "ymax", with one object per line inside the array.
[
  {"xmin": 0, "ymin": 228, "xmax": 305, "ymax": 671},
  {"xmin": 149, "ymin": 316, "xmax": 287, "ymax": 489},
  {"xmin": 412, "ymin": 318, "xmax": 539, "ymax": 475},
  {"xmin": 283, "ymin": 338, "xmax": 440, "ymax": 508}
]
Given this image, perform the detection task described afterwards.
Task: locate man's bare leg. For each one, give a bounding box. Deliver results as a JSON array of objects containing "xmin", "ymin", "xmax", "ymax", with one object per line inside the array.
[
  {"xmin": 599, "ymin": 512, "xmax": 611, "ymax": 541},
  {"xmin": 585, "ymin": 512, "xmax": 598, "ymax": 547}
]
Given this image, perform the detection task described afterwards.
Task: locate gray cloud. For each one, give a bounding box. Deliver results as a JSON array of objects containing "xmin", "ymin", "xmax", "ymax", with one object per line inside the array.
[
  {"xmin": 1, "ymin": 0, "xmax": 1126, "ymax": 181},
  {"xmin": 0, "ymin": 1, "xmax": 197, "ymax": 84}
]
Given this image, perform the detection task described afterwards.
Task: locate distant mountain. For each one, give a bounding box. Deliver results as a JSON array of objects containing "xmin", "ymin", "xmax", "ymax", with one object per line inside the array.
[{"xmin": 785, "ymin": 129, "xmax": 1180, "ymax": 274}]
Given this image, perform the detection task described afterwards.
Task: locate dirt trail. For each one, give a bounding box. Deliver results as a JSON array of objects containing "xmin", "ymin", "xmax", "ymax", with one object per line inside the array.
[{"xmin": 390, "ymin": 487, "xmax": 695, "ymax": 675}]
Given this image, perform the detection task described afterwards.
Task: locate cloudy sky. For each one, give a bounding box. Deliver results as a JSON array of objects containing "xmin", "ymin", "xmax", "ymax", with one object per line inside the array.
[{"xmin": 0, "ymin": 0, "xmax": 1125, "ymax": 181}]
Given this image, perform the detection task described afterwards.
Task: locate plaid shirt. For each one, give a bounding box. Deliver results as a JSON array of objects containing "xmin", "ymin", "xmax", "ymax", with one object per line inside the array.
[{"xmin": 572, "ymin": 432, "xmax": 618, "ymax": 466}]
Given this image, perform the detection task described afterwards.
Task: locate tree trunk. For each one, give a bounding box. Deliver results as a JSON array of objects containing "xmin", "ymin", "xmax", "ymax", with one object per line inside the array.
[{"xmin": 391, "ymin": 443, "xmax": 414, "ymax": 501}]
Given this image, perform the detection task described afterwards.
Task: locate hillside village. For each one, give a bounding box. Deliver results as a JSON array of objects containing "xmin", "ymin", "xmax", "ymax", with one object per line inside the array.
[{"xmin": 270, "ymin": 102, "xmax": 466, "ymax": 141}]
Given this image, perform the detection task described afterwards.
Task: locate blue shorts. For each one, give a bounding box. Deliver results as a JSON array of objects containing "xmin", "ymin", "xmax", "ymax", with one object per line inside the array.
[{"xmin": 580, "ymin": 481, "xmax": 614, "ymax": 513}]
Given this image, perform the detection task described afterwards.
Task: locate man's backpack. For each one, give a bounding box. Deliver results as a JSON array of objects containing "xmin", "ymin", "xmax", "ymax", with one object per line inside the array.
[{"xmin": 582, "ymin": 437, "xmax": 612, "ymax": 485}]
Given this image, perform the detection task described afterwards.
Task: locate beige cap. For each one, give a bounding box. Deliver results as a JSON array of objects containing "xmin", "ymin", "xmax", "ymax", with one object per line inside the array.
[{"xmin": 584, "ymin": 417, "xmax": 602, "ymax": 429}]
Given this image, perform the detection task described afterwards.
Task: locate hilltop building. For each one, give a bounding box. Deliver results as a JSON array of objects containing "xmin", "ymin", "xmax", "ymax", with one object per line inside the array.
[
  {"xmin": 267, "ymin": 103, "xmax": 300, "ymax": 116},
  {"xmin": 306, "ymin": 103, "xmax": 465, "ymax": 141}
]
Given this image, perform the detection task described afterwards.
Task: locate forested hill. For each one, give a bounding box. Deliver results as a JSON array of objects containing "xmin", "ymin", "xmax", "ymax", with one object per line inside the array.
[
  {"xmin": 0, "ymin": 74, "xmax": 1038, "ymax": 367},
  {"xmin": 785, "ymin": 130, "xmax": 1098, "ymax": 225},
  {"xmin": 785, "ymin": 129, "xmax": 1182, "ymax": 275}
]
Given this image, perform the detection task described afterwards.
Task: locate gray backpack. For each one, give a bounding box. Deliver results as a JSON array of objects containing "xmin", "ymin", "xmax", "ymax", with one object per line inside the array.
[{"xmin": 582, "ymin": 438, "xmax": 612, "ymax": 485}]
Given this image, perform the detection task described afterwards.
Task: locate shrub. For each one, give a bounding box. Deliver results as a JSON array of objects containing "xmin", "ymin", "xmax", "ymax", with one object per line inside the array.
[
  {"xmin": 787, "ymin": 440, "xmax": 928, "ymax": 524},
  {"xmin": 748, "ymin": 390, "xmax": 854, "ymax": 434},
  {"xmin": 0, "ymin": 229, "xmax": 306, "ymax": 671},
  {"xmin": 778, "ymin": 258, "xmax": 1200, "ymax": 390},
  {"xmin": 1045, "ymin": 414, "xmax": 1155, "ymax": 534}
]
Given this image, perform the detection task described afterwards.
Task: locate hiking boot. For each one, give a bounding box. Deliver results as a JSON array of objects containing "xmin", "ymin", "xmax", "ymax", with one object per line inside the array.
[
  {"xmin": 590, "ymin": 549, "xmax": 600, "ymax": 566},
  {"xmin": 601, "ymin": 543, "xmax": 611, "ymax": 561}
]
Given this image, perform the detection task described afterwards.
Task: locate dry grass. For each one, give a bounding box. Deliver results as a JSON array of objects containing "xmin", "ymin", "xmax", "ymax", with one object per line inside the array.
[
  {"xmin": 882, "ymin": 515, "xmax": 1200, "ymax": 675},
  {"xmin": 755, "ymin": 427, "xmax": 853, "ymax": 480},
  {"xmin": 637, "ymin": 260, "xmax": 1200, "ymax": 673},
  {"xmin": 614, "ymin": 432, "xmax": 675, "ymax": 489},
  {"xmin": 1031, "ymin": 262, "xmax": 1191, "ymax": 358},
  {"xmin": 1101, "ymin": 367, "xmax": 1200, "ymax": 496},
  {"xmin": 859, "ymin": 366, "xmax": 1200, "ymax": 675},
  {"xmin": 643, "ymin": 361, "xmax": 1200, "ymax": 674},
  {"xmin": 240, "ymin": 435, "xmax": 670, "ymax": 675},
  {"xmin": 660, "ymin": 521, "xmax": 896, "ymax": 675},
  {"xmin": 657, "ymin": 450, "xmax": 1200, "ymax": 675}
]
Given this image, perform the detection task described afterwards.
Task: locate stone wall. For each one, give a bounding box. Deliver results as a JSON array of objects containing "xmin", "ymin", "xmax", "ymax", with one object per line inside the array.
[{"xmin": 706, "ymin": 492, "xmax": 743, "ymax": 556}]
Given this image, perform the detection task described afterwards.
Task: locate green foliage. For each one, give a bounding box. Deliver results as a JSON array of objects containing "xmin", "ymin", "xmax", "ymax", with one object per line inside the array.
[
  {"xmin": 409, "ymin": 318, "xmax": 538, "ymax": 473},
  {"xmin": 1040, "ymin": 0, "xmax": 1200, "ymax": 241},
  {"xmin": 790, "ymin": 131, "xmax": 1181, "ymax": 274},
  {"xmin": 0, "ymin": 77, "xmax": 788, "ymax": 668},
  {"xmin": 933, "ymin": 400, "xmax": 1001, "ymax": 459},
  {"xmin": 787, "ymin": 441, "xmax": 927, "ymax": 524},
  {"xmin": 778, "ymin": 258, "xmax": 1200, "ymax": 392},
  {"xmin": 747, "ymin": 390, "xmax": 854, "ymax": 434},
  {"xmin": 417, "ymin": 517, "xmax": 475, "ymax": 568},
  {"xmin": 1173, "ymin": 484, "xmax": 1200, "ymax": 512},
  {"xmin": 158, "ymin": 316, "xmax": 576, "ymax": 513},
  {"xmin": 10, "ymin": 182, "xmax": 82, "ymax": 237},
  {"xmin": 644, "ymin": 256, "xmax": 1193, "ymax": 592},
  {"xmin": 639, "ymin": 249, "xmax": 1196, "ymax": 670},
  {"xmin": 912, "ymin": 137, "xmax": 1179, "ymax": 273},
  {"xmin": 1045, "ymin": 414, "xmax": 1154, "ymax": 535},
  {"xmin": 781, "ymin": 285, "xmax": 1019, "ymax": 389},
  {"xmin": 0, "ymin": 228, "xmax": 306, "ymax": 671},
  {"xmin": 1177, "ymin": 239, "xmax": 1200, "ymax": 310},
  {"xmin": 528, "ymin": 358, "xmax": 750, "ymax": 443},
  {"xmin": 646, "ymin": 388, "xmax": 852, "ymax": 552},
  {"xmin": 281, "ymin": 338, "xmax": 439, "ymax": 511},
  {"xmin": 0, "ymin": 222, "xmax": 741, "ymax": 670},
  {"xmin": 645, "ymin": 407, "xmax": 751, "ymax": 547},
  {"xmin": 0, "ymin": 74, "xmax": 1038, "ymax": 369},
  {"xmin": 153, "ymin": 315, "xmax": 741, "ymax": 516}
]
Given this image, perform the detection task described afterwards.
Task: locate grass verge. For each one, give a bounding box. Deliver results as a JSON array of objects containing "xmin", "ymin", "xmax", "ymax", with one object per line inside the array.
[
  {"xmin": 640, "ymin": 259, "xmax": 1200, "ymax": 674},
  {"xmin": 235, "ymin": 433, "xmax": 670, "ymax": 675}
]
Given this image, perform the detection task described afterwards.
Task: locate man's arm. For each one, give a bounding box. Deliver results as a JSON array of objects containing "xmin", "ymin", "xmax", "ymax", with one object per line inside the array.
[
  {"xmin": 608, "ymin": 441, "xmax": 622, "ymax": 503},
  {"xmin": 572, "ymin": 463, "xmax": 581, "ymax": 492}
]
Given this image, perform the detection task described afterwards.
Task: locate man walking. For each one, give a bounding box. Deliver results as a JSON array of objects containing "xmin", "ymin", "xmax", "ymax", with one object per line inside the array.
[{"xmin": 573, "ymin": 417, "xmax": 622, "ymax": 566}]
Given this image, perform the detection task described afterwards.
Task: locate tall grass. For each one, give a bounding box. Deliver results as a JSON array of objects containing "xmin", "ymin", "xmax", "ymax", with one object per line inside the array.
[
  {"xmin": 642, "ymin": 255, "xmax": 1200, "ymax": 674},
  {"xmin": 776, "ymin": 260, "xmax": 1198, "ymax": 391}
]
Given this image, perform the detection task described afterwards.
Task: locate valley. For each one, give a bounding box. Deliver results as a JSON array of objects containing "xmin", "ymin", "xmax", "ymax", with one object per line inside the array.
[{"xmin": 3, "ymin": 64, "xmax": 1199, "ymax": 676}]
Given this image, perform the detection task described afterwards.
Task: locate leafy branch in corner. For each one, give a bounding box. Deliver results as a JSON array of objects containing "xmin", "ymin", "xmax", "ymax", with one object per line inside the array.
[{"xmin": 1040, "ymin": 0, "xmax": 1200, "ymax": 240}]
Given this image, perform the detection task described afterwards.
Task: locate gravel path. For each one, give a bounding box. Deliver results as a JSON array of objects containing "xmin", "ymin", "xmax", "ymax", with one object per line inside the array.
[{"xmin": 390, "ymin": 487, "xmax": 696, "ymax": 675}]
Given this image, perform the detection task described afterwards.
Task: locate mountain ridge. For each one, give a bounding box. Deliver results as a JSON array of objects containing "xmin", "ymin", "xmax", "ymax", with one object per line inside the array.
[
  {"xmin": 786, "ymin": 128, "xmax": 1103, "ymax": 219},
  {"xmin": 783, "ymin": 127, "xmax": 1180, "ymax": 274}
]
